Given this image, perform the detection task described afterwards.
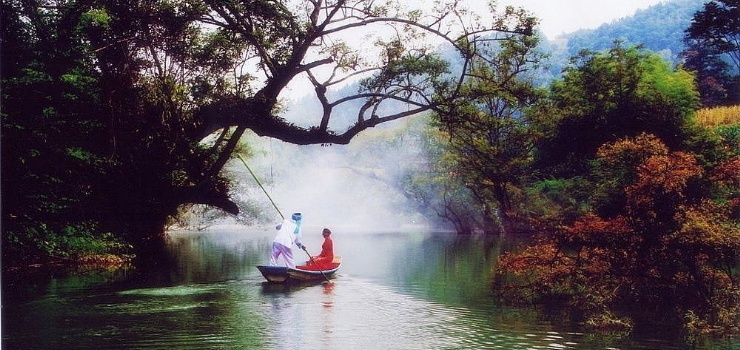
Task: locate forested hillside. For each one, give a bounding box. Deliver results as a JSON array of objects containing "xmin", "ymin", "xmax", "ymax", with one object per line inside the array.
[{"xmin": 561, "ymin": 0, "xmax": 705, "ymax": 62}]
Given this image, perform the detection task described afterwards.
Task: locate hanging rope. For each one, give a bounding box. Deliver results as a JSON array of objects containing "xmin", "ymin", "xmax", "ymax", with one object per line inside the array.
[{"xmin": 236, "ymin": 154, "xmax": 284, "ymax": 220}]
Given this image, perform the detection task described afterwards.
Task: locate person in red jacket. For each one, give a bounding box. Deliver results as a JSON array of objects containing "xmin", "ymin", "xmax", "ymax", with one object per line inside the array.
[{"xmin": 310, "ymin": 228, "xmax": 334, "ymax": 269}]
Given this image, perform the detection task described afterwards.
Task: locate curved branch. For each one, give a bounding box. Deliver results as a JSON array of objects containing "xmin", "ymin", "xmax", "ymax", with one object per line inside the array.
[
  {"xmin": 172, "ymin": 185, "xmax": 239, "ymax": 215},
  {"xmin": 192, "ymin": 0, "xmax": 538, "ymax": 148}
]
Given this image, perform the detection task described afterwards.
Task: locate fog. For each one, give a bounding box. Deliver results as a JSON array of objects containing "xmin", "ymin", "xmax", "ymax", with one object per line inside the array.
[{"xmin": 228, "ymin": 123, "xmax": 432, "ymax": 234}]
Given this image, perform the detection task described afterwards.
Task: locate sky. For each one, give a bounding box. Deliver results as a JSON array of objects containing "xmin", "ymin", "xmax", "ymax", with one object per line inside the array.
[
  {"xmin": 278, "ymin": 0, "xmax": 670, "ymax": 100},
  {"xmin": 495, "ymin": 0, "xmax": 668, "ymax": 39}
]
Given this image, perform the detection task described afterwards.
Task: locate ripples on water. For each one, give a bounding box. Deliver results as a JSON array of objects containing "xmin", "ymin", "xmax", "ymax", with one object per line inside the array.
[
  {"xmin": 3, "ymin": 229, "xmax": 738, "ymax": 349},
  {"xmin": 7, "ymin": 274, "xmax": 600, "ymax": 350},
  {"xmin": 194, "ymin": 277, "xmax": 597, "ymax": 350}
]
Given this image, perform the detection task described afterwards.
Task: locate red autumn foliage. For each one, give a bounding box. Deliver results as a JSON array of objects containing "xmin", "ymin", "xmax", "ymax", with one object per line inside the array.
[{"xmin": 497, "ymin": 134, "xmax": 739, "ymax": 335}]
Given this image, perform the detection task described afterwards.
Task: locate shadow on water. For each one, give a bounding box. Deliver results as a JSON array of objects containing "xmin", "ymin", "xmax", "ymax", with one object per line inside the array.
[
  {"xmin": 259, "ymin": 280, "xmax": 332, "ymax": 295},
  {"xmin": 2, "ymin": 227, "xmax": 738, "ymax": 350}
]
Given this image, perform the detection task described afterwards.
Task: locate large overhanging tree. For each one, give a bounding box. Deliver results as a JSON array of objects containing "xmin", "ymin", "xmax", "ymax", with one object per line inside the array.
[{"xmin": 2, "ymin": 0, "xmax": 536, "ymax": 262}]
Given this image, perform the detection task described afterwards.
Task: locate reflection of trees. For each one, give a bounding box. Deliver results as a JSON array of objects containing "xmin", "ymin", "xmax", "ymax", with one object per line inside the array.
[
  {"xmin": 391, "ymin": 234, "xmax": 505, "ymax": 305},
  {"xmin": 166, "ymin": 231, "xmax": 268, "ymax": 283}
]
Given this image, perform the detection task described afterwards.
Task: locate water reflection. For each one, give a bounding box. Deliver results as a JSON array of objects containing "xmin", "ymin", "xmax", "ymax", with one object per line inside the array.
[{"xmin": 2, "ymin": 227, "xmax": 738, "ymax": 350}]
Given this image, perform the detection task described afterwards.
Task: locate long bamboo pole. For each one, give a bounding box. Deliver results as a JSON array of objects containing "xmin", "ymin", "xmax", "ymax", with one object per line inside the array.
[{"xmin": 236, "ymin": 155, "xmax": 284, "ymax": 220}]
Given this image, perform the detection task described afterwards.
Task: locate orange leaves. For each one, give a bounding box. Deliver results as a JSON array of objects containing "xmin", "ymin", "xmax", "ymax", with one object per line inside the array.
[
  {"xmin": 598, "ymin": 133, "xmax": 703, "ymax": 208},
  {"xmin": 670, "ymin": 203, "xmax": 740, "ymax": 264},
  {"xmin": 559, "ymin": 213, "xmax": 633, "ymax": 245},
  {"xmin": 499, "ymin": 241, "xmax": 561, "ymax": 276},
  {"xmin": 629, "ymin": 151, "xmax": 702, "ymax": 200},
  {"xmin": 596, "ymin": 133, "xmax": 668, "ymax": 166},
  {"xmin": 710, "ymin": 156, "xmax": 740, "ymax": 198},
  {"xmin": 625, "ymin": 151, "xmax": 702, "ymax": 221},
  {"xmin": 594, "ymin": 133, "xmax": 704, "ymax": 225}
]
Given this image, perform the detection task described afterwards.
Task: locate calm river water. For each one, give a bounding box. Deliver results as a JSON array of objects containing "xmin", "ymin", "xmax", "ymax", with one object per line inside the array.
[{"xmin": 2, "ymin": 227, "xmax": 738, "ymax": 349}]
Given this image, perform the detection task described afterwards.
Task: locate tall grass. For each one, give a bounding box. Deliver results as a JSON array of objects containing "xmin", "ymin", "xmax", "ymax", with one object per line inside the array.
[{"xmin": 695, "ymin": 105, "xmax": 740, "ymax": 127}]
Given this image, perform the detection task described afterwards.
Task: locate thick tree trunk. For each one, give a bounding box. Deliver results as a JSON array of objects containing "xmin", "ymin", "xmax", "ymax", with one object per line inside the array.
[{"xmin": 123, "ymin": 207, "xmax": 173, "ymax": 267}]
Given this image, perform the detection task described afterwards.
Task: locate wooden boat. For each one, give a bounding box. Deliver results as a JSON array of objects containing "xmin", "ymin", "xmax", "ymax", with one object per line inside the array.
[{"xmin": 257, "ymin": 256, "xmax": 342, "ymax": 283}]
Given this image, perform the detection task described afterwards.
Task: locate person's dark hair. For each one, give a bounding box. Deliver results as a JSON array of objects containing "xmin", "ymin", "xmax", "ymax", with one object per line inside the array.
[{"xmin": 322, "ymin": 228, "xmax": 331, "ymax": 235}]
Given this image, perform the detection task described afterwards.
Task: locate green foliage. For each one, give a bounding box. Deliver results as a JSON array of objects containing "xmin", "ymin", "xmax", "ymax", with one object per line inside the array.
[
  {"xmin": 1, "ymin": 0, "xmax": 228, "ymax": 264},
  {"xmin": 534, "ymin": 43, "xmax": 701, "ymax": 177},
  {"xmin": 79, "ymin": 9, "xmax": 111, "ymax": 28},
  {"xmin": 682, "ymin": 105, "xmax": 740, "ymax": 168},
  {"xmin": 4, "ymin": 0, "xmax": 538, "ymax": 266},
  {"xmin": 527, "ymin": 177, "xmax": 592, "ymax": 220},
  {"xmin": 716, "ymin": 125, "xmax": 740, "ymax": 157},
  {"xmin": 430, "ymin": 31, "xmax": 546, "ymax": 233},
  {"xmin": 5, "ymin": 221, "xmax": 129, "ymax": 265},
  {"xmin": 359, "ymin": 50, "xmax": 450, "ymax": 95},
  {"xmin": 1, "ymin": 0, "xmax": 121, "ymax": 265}
]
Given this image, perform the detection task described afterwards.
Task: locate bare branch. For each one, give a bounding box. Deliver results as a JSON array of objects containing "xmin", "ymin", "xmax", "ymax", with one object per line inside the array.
[{"xmin": 191, "ymin": 0, "xmax": 538, "ymax": 150}]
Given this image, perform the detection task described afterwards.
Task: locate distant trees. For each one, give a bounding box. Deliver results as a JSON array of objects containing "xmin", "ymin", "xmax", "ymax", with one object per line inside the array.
[
  {"xmin": 406, "ymin": 119, "xmax": 483, "ymax": 234},
  {"xmin": 431, "ymin": 31, "xmax": 546, "ymax": 233},
  {"xmin": 565, "ymin": 0, "xmax": 704, "ymax": 61},
  {"xmin": 685, "ymin": 0, "xmax": 739, "ymax": 72},
  {"xmin": 683, "ymin": 0, "xmax": 740, "ymax": 106}
]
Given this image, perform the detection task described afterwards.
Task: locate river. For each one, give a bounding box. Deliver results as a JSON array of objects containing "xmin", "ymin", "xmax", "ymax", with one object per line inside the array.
[{"xmin": 2, "ymin": 227, "xmax": 738, "ymax": 349}]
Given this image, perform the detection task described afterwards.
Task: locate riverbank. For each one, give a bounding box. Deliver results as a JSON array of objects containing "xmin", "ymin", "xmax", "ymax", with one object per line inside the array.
[{"xmin": 3, "ymin": 253, "xmax": 133, "ymax": 274}]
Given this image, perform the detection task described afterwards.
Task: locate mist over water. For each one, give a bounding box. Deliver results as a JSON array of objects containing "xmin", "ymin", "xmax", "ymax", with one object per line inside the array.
[{"xmin": 231, "ymin": 128, "xmax": 431, "ymax": 234}]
